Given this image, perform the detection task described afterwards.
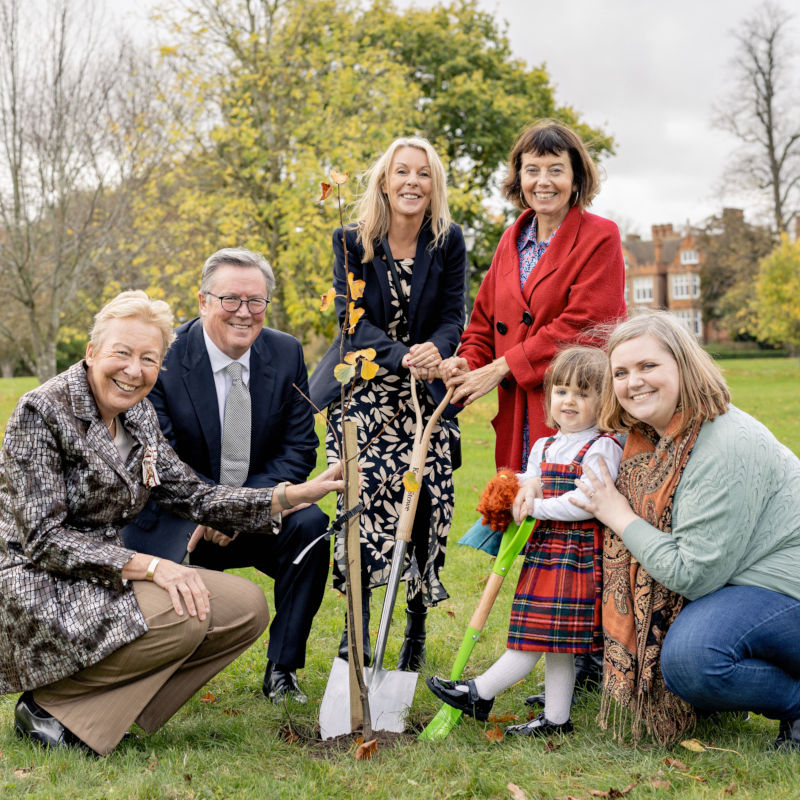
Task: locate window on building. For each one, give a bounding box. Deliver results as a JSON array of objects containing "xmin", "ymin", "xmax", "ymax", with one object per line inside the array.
[
  {"xmin": 675, "ymin": 309, "xmax": 702, "ymax": 337},
  {"xmin": 672, "ymin": 273, "xmax": 701, "ymax": 299},
  {"xmin": 633, "ymin": 277, "xmax": 654, "ymax": 303},
  {"xmin": 680, "ymin": 250, "xmax": 699, "ymax": 265}
]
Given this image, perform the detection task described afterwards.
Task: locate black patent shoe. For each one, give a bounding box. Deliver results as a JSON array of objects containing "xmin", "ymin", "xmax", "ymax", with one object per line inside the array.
[
  {"xmin": 262, "ymin": 662, "xmax": 308, "ymax": 704},
  {"xmin": 425, "ymin": 676, "xmax": 494, "ymax": 721},
  {"xmin": 505, "ymin": 711, "xmax": 574, "ymax": 737},
  {"xmin": 774, "ymin": 717, "xmax": 800, "ymax": 749},
  {"xmin": 14, "ymin": 692, "xmax": 94, "ymax": 753}
]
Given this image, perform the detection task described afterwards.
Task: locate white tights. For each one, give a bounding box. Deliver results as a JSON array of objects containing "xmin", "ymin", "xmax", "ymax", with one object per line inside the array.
[{"xmin": 470, "ymin": 649, "xmax": 575, "ymax": 724}]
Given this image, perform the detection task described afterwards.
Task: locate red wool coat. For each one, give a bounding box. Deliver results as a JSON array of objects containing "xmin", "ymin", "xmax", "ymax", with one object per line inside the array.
[{"xmin": 459, "ymin": 206, "xmax": 626, "ymax": 471}]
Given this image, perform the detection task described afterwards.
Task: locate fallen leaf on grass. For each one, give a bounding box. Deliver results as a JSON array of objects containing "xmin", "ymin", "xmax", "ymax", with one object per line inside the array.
[
  {"xmin": 447, "ymin": 610, "xmax": 455, "ymax": 618},
  {"xmin": 507, "ymin": 782, "xmax": 529, "ymax": 800},
  {"xmin": 663, "ymin": 757, "xmax": 688, "ymax": 770},
  {"xmin": 147, "ymin": 758, "xmax": 159, "ymax": 771},
  {"xmin": 544, "ymin": 739, "xmax": 563, "ymax": 752},
  {"xmin": 14, "ymin": 767, "xmax": 33, "ymax": 778},
  {"xmin": 588, "ymin": 782, "xmax": 636, "ymax": 797},
  {"xmin": 489, "ymin": 713, "xmax": 519, "ymax": 724},
  {"xmin": 199, "ymin": 691, "xmax": 216, "ymax": 703},
  {"xmin": 680, "ymin": 737, "xmax": 741, "ymax": 755},
  {"xmin": 222, "ymin": 708, "xmax": 241, "ymax": 716},
  {"xmin": 485, "ymin": 725, "xmax": 504, "ymax": 742},
  {"xmin": 723, "ymin": 781, "xmax": 737, "ymax": 795},
  {"xmin": 355, "ymin": 738, "xmax": 378, "ymax": 760},
  {"xmin": 281, "ymin": 728, "xmax": 299, "ymax": 744},
  {"xmin": 650, "ymin": 779, "xmax": 671, "ymax": 789},
  {"xmin": 184, "ymin": 774, "xmax": 192, "ymax": 783}
]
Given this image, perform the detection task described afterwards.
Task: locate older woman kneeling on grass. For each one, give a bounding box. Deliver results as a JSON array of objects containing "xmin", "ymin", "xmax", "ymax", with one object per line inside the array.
[
  {"xmin": 572, "ymin": 310, "xmax": 800, "ymax": 749},
  {"xmin": 0, "ymin": 291, "xmax": 343, "ymax": 756}
]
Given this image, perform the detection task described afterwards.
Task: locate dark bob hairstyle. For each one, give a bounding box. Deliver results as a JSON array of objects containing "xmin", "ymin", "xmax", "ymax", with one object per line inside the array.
[{"xmin": 502, "ymin": 120, "xmax": 600, "ymax": 212}]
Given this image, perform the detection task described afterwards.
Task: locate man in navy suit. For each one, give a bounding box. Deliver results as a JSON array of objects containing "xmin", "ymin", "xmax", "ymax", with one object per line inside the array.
[{"xmin": 123, "ymin": 248, "xmax": 328, "ymax": 703}]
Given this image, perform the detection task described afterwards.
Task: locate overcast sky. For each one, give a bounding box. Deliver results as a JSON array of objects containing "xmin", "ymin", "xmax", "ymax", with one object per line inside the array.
[{"xmin": 116, "ymin": 0, "xmax": 793, "ymax": 237}]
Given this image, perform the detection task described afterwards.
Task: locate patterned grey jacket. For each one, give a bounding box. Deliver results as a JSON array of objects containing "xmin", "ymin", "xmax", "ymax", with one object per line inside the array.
[{"xmin": 0, "ymin": 361, "xmax": 279, "ymax": 694}]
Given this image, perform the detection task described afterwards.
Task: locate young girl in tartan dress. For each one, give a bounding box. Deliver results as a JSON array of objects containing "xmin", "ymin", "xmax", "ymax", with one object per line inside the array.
[{"xmin": 427, "ymin": 346, "xmax": 622, "ymax": 736}]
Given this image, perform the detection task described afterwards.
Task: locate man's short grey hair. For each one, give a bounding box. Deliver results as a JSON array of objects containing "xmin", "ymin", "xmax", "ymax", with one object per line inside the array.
[{"xmin": 200, "ymin": 248, "xmax": 275, "ymax": 296}]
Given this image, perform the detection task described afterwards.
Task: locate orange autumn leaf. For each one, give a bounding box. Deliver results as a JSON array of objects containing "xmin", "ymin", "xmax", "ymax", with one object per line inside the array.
[
  {"xmin": 347, "ymin": 271, "xmax": 366, "ymax": 300},
  {"xmin": 488, "ymin": 712, "xmax": 519, "ymax": 724},
  {"xmin": 663, "ymin": 757, "xmax": 688, "ymax": 770},
  {"xmin": 484, "ymin": 724, "xmax": 504, "ymax": 742},
  {"xmin": 199, "ymin": 691, "xmax": 216, "ymax": 703},
  {"xmin": 347, "ymin": 304, "xmax": 364, "ymax": 333},
  {"xmin": 330, "ymin": 169, "xmax": 349, "ymax": 185},
  {"xmin": 318, "ymin": 182, "xmax": 333, "ymax": 202},
  {"xmin": 222, "ymin": 708, "xmax": 241, "ymax": 716},
  {"xmin": 320, "ymin": 287, "xmax": 336, "ymax": 311},
  {"xmin": 354, "ymin": 738, "xmax": 378, "ymax": 760},
  {"xmin": 334, "ymin": 363, "xmax": 356, "ymax": 384},
  {"xmin": 402, "ymin": 471, "xmax": 419, "ymax": 492},
  {"xmin": 360, "ymin": 359, "xmax": 379, "ymax": 380}
]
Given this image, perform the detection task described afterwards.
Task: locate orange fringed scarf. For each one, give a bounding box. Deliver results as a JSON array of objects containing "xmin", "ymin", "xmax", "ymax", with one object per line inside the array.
[
  {"xmin": 599, "ymin": 413, "xmax": 702, "ymax": 745},
  {"xmin": 476, "ymin": 468, "xmax": 519, "ymax": 533}
]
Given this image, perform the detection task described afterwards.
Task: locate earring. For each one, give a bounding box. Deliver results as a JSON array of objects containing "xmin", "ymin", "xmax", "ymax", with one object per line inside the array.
[{"xmin": 572, "ymin": 189, "xmax": 580, "ymax": 206}]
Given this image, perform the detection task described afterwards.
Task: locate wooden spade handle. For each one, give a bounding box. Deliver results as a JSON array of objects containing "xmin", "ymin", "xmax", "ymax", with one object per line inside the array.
[{"xmin": 395, "ymin": 379, "xmax": 455, "ymax": 544}]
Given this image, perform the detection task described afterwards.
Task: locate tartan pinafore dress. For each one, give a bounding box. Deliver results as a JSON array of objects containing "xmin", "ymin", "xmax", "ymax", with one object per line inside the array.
[{"xmin": 507, "ymin": 434, "xmax": 609, "ymax": 653}]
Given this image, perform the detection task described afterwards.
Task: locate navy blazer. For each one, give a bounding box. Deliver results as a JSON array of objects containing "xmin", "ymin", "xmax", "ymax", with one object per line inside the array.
[
  {"xmin": 309, "ymin": 220, "xmax": 467, "ymax": 413},
  {"xmin": 123, "ymin": 318, "xmax": 318, "ymax": 559}
]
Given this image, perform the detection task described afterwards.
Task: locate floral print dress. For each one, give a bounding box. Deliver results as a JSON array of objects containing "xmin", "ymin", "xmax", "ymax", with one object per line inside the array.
[{"xmin": 326, "ymin": 256, "xmax": 457, "ymax": 606}]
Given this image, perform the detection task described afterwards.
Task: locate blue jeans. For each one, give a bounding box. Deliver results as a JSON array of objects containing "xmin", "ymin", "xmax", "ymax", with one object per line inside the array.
[{"xmin": 661, "ymin": 585, "xmax": 800, "ymax": 721}]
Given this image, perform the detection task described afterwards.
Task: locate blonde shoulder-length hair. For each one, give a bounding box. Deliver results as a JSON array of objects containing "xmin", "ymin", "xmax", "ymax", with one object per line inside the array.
[
  {"xmin": 354, "ymin": 137, "xmax": 452, "ymax": 263},
  {"xmin": 598, "ymin": 310, "xmax": 730, "ymax": 436}
]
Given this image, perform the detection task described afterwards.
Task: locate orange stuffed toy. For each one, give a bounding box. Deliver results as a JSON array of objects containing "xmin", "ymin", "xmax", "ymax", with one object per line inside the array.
[{"xmin": 476, "ymin": 469, "xmax": 520, "ymax": 533}]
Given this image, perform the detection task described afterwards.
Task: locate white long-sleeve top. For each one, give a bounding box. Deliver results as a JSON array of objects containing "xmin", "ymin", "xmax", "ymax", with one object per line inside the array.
[{"xmin": 519, "ymin": 427, "xmax": 622, "ymax": 523}]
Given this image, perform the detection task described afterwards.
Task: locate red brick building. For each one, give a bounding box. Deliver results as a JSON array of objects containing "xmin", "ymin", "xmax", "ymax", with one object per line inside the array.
[{"xmin": 623, "ymin": 222, "xmax": 705, "ymax": 340}]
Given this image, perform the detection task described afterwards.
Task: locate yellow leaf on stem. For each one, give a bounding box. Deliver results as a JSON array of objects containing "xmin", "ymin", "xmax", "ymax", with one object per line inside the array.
[
  {"xmin": 348, "ymin": 305, "xmax": 364, "ymax": 333},
  {"xmin": 330, "ymin": 169, "xmax": 349, "ymax": 185},
  {"xmin": 348, "ymin": 271, "xmax": 366, "ymax": 300},
  {"xmin": 334, "ymin": 363, "xmax": 356, "ymax": 384},
  {"xmin": 360, "ymin": 359, "xmax": 379, "ymax": 380},
  {"xmin": 320, "ymin": 287, "xmax": 336, "ymax": 311}
]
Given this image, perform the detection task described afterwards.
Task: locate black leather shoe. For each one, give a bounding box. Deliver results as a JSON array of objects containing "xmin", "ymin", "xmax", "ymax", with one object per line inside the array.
[
  {"xmin": 774, "ymin": 717, "xmax": 800, "ymax": 749},
  {"xmin": 262, "ymin": 662, "xmax": 308, "ymax": 704},
  {"xmin": 524, "ymin": 692, "xmax": 546, "ymax": 708},
  {"xmin": 425, "ymin": 676, "xmax": 494, "ymax": 721},
  {"xmin": 14, "ymin": 692, "xmax": 93, "ymax": 753},
  {"xmin": 505, "ymin": 711, "xmax": 574, "ymax": 737},
  {"xmin": 396, "ymin": 608, "xmax": 427, "ymax": 671}
]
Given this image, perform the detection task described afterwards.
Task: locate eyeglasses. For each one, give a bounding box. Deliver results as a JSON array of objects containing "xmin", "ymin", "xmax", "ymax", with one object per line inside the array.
[{"xmin": 205, "ymin": 292, "xmax": 270, "ymax": 314}]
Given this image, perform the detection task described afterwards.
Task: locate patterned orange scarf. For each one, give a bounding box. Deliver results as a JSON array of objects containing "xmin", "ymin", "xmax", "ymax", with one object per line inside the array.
[{"xmin": 599, "ymin": 412, "xmax": 701, "ymax": 745}]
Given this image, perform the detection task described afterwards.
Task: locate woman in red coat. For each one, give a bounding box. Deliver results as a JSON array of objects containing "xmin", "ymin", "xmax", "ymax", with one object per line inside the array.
[{"xmin": 441, "ymin": 121, "xmax": 626, "ymax": 473}]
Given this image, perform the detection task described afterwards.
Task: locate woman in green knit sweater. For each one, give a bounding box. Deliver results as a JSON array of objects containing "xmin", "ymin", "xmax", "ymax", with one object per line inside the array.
[{"xmin": 572, "ymin": 310, "xmax": 800, "ymax": 749}]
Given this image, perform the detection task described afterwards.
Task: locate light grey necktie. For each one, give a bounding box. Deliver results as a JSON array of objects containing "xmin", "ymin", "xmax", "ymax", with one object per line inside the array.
[{"xmin": 220, "ymin": 361, "xmax": 251, "ymax": 487}]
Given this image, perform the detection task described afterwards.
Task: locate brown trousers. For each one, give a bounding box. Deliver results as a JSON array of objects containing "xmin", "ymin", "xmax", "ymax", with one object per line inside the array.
[{"xmin": 34, "ymin": 569, "xmax": 269, "ymax": 755}]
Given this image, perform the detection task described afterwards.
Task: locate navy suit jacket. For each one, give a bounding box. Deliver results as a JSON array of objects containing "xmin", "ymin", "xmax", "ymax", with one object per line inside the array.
[
  {"xmin": 123, "ymin": 318, "xmax": 318, "ymax": 559},
  {"xmin": 309, "ymin": 220, "xmax": 466, "ymax": 414}
]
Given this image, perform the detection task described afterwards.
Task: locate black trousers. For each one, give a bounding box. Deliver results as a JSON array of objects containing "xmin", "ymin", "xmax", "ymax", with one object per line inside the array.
[{"xmin": 190, "ymin": 504, "xmax": 329, "ymax": 670}]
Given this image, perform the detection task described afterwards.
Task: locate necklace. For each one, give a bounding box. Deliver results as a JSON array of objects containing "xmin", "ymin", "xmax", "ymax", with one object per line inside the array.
[{"xmin": 106, "ymin": 416, "xmax": 117, "ymax": 438}]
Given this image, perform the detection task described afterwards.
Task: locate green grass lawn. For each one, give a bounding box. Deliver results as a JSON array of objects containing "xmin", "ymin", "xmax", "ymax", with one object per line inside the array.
[{"xmin": 1, "ymin": 358, "xmax": 799, "ymax": 798}]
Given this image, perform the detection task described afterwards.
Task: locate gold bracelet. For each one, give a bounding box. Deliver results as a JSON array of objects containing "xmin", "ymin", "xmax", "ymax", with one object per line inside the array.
[
  {"xmin": 145, "ymin": 556, "xmax": 160, "ymax": 581},
  {"xmin": 275, "ymin": 481, "xmax": 293, "ymax": 510}
]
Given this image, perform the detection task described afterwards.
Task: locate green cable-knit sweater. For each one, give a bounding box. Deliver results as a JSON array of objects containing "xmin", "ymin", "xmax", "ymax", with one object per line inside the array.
[{"xmin": 622, "ymin": 405, "xmax": 800, "ymax": 602}]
